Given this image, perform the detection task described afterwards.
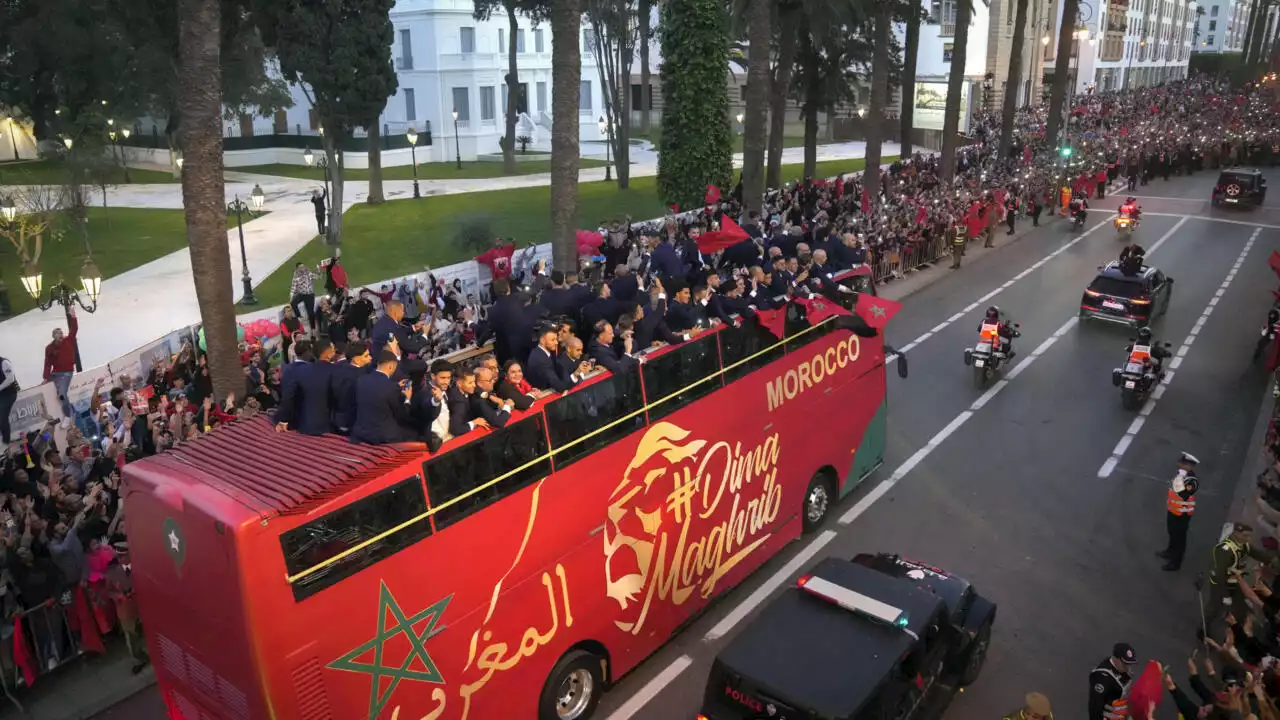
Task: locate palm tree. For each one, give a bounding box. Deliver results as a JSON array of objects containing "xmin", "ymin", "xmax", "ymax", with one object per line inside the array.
[
  {"xmin": 793, "ymin": 21, "xmax": 868, "ymax": 180},
  {"xmin": 740, "ymin": 0, "xmax": 772, "ymax": 214},
  {"xmin": 863, "ymin": 0, "xmax": 892, "ymax": 199},
  {"xmin": 549, "ymin": 0, "xmax": 581, "ymax": 271},
  {"xmin": 898, "ymin": 3, "xmax": 922, "ymax": 158},
  {"xmin": 766, "ymin": 3, "xmax": 801, "ymax": 189},
  {"xmin": 177, "ymin": 0, "xmax": 239, "ymax": 402},
  {"xmin": 474, "ymin": 0, "xmax": 540, "ymax": 174},
  {"xmin": 998, "ymin": 0, "xmax": 1030, "ymax": 158},
  {"xmin": 367, "ymin": 122, "xmax": 385, "ymax": 203},
  {"xmin": 939, "ymin": 0, "xmax": 973, "ymax": 181},
  {"xmin": 1044, "ymin": 0, "xmax": 1081, "ymax": 148},
  {"xmin": 638, "ymin": 0, "xmax": 653, "ymax": 135}
]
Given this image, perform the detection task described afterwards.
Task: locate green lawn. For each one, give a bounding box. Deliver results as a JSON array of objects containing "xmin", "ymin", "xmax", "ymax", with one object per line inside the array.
[
  {"xmin": 244, "ymin": 155, "xmax": 895, "ymax": 309},
  {"xmin": 234, "ymin": 158, "xmax": 609, "ymax": 182},
  {"xmin": 1, "ymin": 208, "xmax": 258, "ymax": 318},
  {"xmin": 0, "ymin": 159, "xmax": 178, "ymax": 186},
  {"xmin": 632, "ymin": 129, "xmax": 810, "ymax": 154}
]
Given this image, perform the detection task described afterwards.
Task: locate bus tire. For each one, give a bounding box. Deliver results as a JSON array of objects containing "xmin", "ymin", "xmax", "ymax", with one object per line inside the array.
[
  {"xmin": 538, "ymin": 649, "xmax": 604, "ymax": 720},
  {"xmin": 802, "ymin": 471, "xmax": 835, "ymax": 534}
]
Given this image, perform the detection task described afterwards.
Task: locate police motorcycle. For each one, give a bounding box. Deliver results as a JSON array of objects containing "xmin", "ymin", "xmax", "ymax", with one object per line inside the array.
[
  {"xmin": 1069, "ymin": 197, "xmax": 1089, "ymax": 230},
  {"xmin": 1111, "ymin": 330, "xmax": 1170, "ymax": 410},
  {"xmin": 963, "ymin": 308, "xmax": 1021, "ymax": 387},
  {"xmin": 1114, "ymin": 199, "xmax": 1141, "ymax": 236}
]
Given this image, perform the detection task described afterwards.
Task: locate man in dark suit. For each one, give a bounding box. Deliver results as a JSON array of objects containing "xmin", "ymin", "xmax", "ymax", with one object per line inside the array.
[
  {"xmin": 539, "ymin": 271, "xmax": 576, "ymax": 318},
  {"xmin": 478, "ymin": 278, "xmax": 525, "ymax": 365},
  {"xmin": 665, "ymin": 283, "xmax": 708, "ymax": 333},
  {"xmin": 292, "ymin": 340, "xmax": 337, "ymax": 435},
  {"xmin": 710, "ymin": 280, "xmax": 758, "ymax": 325},
  {"xmin": 472, "ymin": 366, "xmax": 515, "ymax": 427},
  {"xmin": 628, "ymin": 300, "xmax": 688, "ymax": 350},
  {"xmin": 350, "ymin": 351, "xmax": 418, "ymax": 444},
  {"xmin": 411, "ymin": 359, "xmax": 452, "ymax": 440},
  {"xmin": 580, "ymin": 282, "xmax": 618, "ymax": 336},
  {"xmin": 274, "ymin": 339, "xmax": 314, "ymax": 433},
  {"xmin": 331, "ymin": 341, "xmax": 373, "ymax": 434},
  {"xmin": 650, "ymin": 234, "xmax": 685, "ymax": 282},
  {"xmin": 608, "ymin": 265, "xmax": 641, "ymax": 304},
  {"xmin": 589, "ymin": 320, "xmax": 639, "ymax": 375},
  {"xmin": 370, "ymin": 301, "xmax": 425, "ymax": 358},
  {"xmin": 557, "ymin": 336, "xmax": 593, "ymax": 379},
  {"xmin": 446, "ymin": 368, "xmax": 501, "ymax": 437},
  {"xmin": 527, "ymin": 327, "xmax": 590, "ymax": 392}
]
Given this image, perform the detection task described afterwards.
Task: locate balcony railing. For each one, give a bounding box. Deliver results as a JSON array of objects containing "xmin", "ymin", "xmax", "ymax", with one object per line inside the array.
[{"xmin": 941, "ymin": 23, "xmax": 956, "ymax": 36}]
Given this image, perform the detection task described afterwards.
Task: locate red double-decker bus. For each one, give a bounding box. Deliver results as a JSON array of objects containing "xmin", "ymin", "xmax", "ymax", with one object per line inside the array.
[{"xmin": 123, "ymin": 285, "xmax": 894, "ymax": 720}]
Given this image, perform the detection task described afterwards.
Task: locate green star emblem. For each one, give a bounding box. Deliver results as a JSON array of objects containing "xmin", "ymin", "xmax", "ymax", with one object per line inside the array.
[
  {"xmin": 328, "ymin": 582, "xmax": 453, "ymax": 720},
  {"xmin": 869, "ymin": 305, "xmax": 888, "ymax": 319}
]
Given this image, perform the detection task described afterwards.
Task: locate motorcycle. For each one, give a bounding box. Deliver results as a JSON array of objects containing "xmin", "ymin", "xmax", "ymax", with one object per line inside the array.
[
  {"xmin": 1114, "ymin": 214, "xmax": 1137, "ymax": 236},
  {"xmin": 963, "ymin": 323, "xmax": 1021, "ymax": 387},
  {"xmin": 1071, "ymin": 207, "xmax": 1088, "ymax": 229},
  {"xmin": 1111, "ymin": 341, "xmax": 1171, "ymax": 410},
  {"xmin": 1254, "ymin": 319, "xmax": 1278, "ymax": 363}
]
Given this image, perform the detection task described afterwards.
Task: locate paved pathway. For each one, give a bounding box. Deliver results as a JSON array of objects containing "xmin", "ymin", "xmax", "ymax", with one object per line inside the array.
[{"xmin": 0, "ymin": 141, "xmax": 899, "ymax": 387}]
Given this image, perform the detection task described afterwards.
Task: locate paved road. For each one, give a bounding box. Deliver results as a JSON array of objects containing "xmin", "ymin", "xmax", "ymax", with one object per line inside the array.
[{"xmin": 95, "ymin": 169, "xmax": 1280, "ymax": 719}]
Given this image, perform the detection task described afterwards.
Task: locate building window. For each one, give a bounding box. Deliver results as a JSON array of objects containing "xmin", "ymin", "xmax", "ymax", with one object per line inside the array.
[
  {"xmin": 399, "ymin": 28, "xmax": 414, "ymax": 69},
  {"xmin": 1207, "ymin": 34, "xmax": 1215, "ymax": 43},
  {"xmin": 308, "ymin": 107, "xmax": 320, "ymax": 130},
  {"xmin": 739, "ymin": 84, "xmax": 748, "ymax": 102},
  {"xmin": 943, "ymin": 42, "xmax": 955, "ymax": 61},
  {"xmin": 584, "ymin": 29, "xmax": 598, "ymax": 55},
  {"xmin": 502, "ymin": 84, "xmax": 508, "ymax": 116},
  {"xmin": 517, "ymin": 29, "xmax": 526, "ymax": 53},
  {"xmin": 1208, "ymin": 20, "xmax": 1216, "ymax": 30},
  {"xmin": 499, "ymin": 28, "xmax": 505, "ymax": 50},
  {"xmin": 460, "ymin": 26, "xmax": 475, "ymax": 53},
  {"xmin": 631, "ymin": 83, "xmax": 648, "ymax": 110},
  {"xmin": 404, "ymin": 88, "xmax": 416, "ymax": 122},
  {"xmin": 929, "ymin": 0, "xmax": 957, "ymax": 24},
  {"xmin": 580, "ymin": 80, "xmax": 592, "ymax": 113},
  {"xmin": 537, "ymin": 82, "xmax": 548, "ymax": 112},
  {"xmin": 481, "ymin": 86, "xmax": 496, "ymax": 121},
  {"xmin": 535, "ymin": 28, "xmax": 545, "ymax": 52},
  {"xmin": 1211, "ymin": 5, "xmax": 1218, "ymax": 15},
  {"xmin": 452, "ymin": 87, "xmax": 471, "ymax": 123}
]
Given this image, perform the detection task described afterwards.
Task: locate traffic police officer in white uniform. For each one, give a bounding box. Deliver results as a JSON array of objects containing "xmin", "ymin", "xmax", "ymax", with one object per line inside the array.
[{"xmin": 1158, "ymin": 452, "xmax": 1199, "ymax": 571}]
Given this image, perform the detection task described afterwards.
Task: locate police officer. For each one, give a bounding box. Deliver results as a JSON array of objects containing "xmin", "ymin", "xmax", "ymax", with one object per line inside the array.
[
  {"xmin": 1209, "ymin": 523, "xmax": 1258, "ymax": 610},
  {"xmin": 1158, "ymin": 452, "xmax": 1199, "ymax": 571},
  {"xmin": 1088, "ymin": 643, "xmax": 1136, "ymax": 720},
  {"xmin": 951, "ymin": 223, "xmax": 968, "ymax": 269}
]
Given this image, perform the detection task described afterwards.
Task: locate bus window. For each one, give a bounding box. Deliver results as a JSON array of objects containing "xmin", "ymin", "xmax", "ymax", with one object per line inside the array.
[
  {"xmin": 280, "ymin": 476, "xmax": 432, "ymax": 602},
  {"xmin": 545, "ymin": 365, "xmax": 645, "ymax": 471},
  {"xmin": 424, "ymin": 415, "xmax": 551, "ymax": 531},
  {"xmin": 718, "ymin": 321, "xmax": 785, "ymax": 385},
  {"xmin": 642, "ymin": 334, "xmax": 722, "ymax": 423},
  {"xmin": 784, "ymin": 310, "xmax": 834, "ymax": 353}
]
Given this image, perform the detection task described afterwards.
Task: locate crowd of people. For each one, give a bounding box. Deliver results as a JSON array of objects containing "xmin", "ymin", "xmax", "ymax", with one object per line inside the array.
[{"xmin": 2, "ymin": 73, "xmax": 1280, "ymax": 706}]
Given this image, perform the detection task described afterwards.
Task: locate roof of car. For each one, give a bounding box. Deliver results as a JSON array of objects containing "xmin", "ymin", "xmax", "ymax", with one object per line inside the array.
[
  {"xmin": 713, "ymin": 557, "xmax": 947, "ymax": 719},
  {"xmin": 1219, "ymin": 168, "xmax": 1263, "ymax": 180},
  {"xmin": 1095, "ymin": 261, "xmax": 1154, "ymax": 281}
]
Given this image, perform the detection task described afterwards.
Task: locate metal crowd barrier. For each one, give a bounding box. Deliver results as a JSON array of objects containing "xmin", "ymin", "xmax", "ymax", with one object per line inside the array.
[
  {"xmin": 870, "ymin": 234, "xmax": 951, "ymax": 285},
  {"xmin": 0, "ymin": 598, "xmax": 86, "ymax": 712}
]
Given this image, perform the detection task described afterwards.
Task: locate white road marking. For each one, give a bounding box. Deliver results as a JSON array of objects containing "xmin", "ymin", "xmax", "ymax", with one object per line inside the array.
[
  {"xmin": 1096, "ymin": 229, "xmax": 1260, "ymax": 478},
  {"xmin": 1144, "ymin": 216, "xmax": 1189, "ymax": 255},
  {"xmin": 702, "ymin": 530, "xmax": 838, "ymax": 642},
  {"xmin": 604, "ymin": 655, "xmax": 696, "ymax": 720},
  {"xmin": 1141, "ymin": 212, "xmax": 1280, "ymax": 230}
]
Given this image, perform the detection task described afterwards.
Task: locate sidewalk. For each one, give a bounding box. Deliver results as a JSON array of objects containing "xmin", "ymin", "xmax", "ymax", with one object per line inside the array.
[
  {"xmin": 0, "ymin": 638, "xmax": 155, "ymax": 720},
  {"xmin": 0, "ymin": 141, "xmax": 900, "ymax": 387}
]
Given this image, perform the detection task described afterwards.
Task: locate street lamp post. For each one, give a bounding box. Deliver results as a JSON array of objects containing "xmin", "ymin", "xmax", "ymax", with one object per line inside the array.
[
  {"xmin": 20, "ymin": 254, "xmax": 103, "ymax": 371},
  {"xmin": 406, "ymin": 126, "xmax": 421, "ymax": 199},
  {"xmin": 303, "ymin": 147, "xmax": 332, "ymax": 242},
  {"xmin": 452, "ymin": 110, "xmax": 462, "ymax": 169},
  {"xmin": 120, "ymin": 127, "xmax": 132, "ymax": 183},
  {"xmin": 598, "ymin": 115, "xmax": 613, "ymax": 182},
  {"xmin": 227, "ymin": 184, "xmax": 266, "ymax": 305}
]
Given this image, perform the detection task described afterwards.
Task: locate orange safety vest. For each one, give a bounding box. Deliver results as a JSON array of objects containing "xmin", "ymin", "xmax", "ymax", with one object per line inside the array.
[
  {"xmin": 1128, "ymin": 345, "xmax": 1151, "ymax": 364},
  {"xmin": 980, "ymin": 323, "xmax": 1001, "ymax": 343},
  {"xmin": 1103, "ymin": 698, "xmax": 1129, "ymax": 720},
  {"xmin": 1167, "ymin": 488, "xmax": 1196, "ymax": 515}
]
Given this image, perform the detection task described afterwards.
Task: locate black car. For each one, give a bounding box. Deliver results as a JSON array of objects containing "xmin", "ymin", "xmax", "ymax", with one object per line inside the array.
[
  {"xmin": 697, "ymin": 554, "xmax": 996, "ymax": 720},
  {"xmin": 1212, "ymin": 168, "xmax": 1267, "ymax": 208},
  {"xmin": 1080, "ymin": 261, "xmax": 1173, "ymax": 328}
]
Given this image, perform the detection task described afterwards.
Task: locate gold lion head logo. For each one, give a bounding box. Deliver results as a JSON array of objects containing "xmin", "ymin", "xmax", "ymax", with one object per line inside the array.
[{"xmin": 603, "ymin": 423, "xmax": 706, "ymax": 627}]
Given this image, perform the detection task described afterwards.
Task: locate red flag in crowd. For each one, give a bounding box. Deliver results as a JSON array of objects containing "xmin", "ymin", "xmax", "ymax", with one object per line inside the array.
[
  {"xmin": 669, "ymin": 203, "xmax": 680, "ymax": 214},
  {"xmin": 11, "ymin": 616, "xmax": 36, "ymax": 687},
  {"xmin": 855, "ymin": 293, "xmax": 903, "ymax": 330},
  {"xmin": 861, "ymin": 188, "xmax": 871, "ymax": 214},
  {"xmin": 1268, "ymin": 250, "xmax": 1280, "ymax": 279},
  {"xmin": 915, "ymin": 204, "xmax": 927, "ymax": 225},
  {"xmin": 704, "ymin": 184, "xmax": 721, "ymax": 205},
  {"xmin": 1127, "ymin": 661, "xmax": 1164, "ymax": 720},
  {"xmin": 695, "ymin": 214, "xmax": 750, "ymax": 254},
  {"xmin": 756, "ymin": 307, "xmax": 787, "ymax": 339},
  {"xmin": 794, "ymin": 296, "xmax": 851, "ymax": 325},
  {"xmin": 1023, "ymin": 146, "xmax": 1032, "ymax": 165},
  {"xmin": 994, "ymin": 188, "xmax": 1007, "ymax": 207},
  {"xmin": 70, "ymin": 586, "xmax": 105, "ymax": 654},
  {"xmin": 576, "ymin": 229, "xmax": 604, "ymax": 257},
  {"xmin": 834, "ymin": 176, "xmax": 845, "ymax": 198}
]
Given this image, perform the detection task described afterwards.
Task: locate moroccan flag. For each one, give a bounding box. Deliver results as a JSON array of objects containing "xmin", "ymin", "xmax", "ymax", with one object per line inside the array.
[
  {"xmin": 695, "ymin": 214, "xmax": 750, "ymax": 254},
  {"xmin": 1126, "ymin": 661, "xmax": 1164, "ymax": 720},
  {"xmin": 756, "ymin": 307, "xmax": 786, "ymax": 339},
  {"xmin": 794, "ymin": 296, "xmax": 851, "ymax": 325},
  {"xmin": 71, "ymin": 586, "xmax": 106, "ymax": 654},
  {"xmin": 1268, "ymin": 250, "xmax": 1280, "ymax": 279},
  {"xmin": 12, "ymin": 615, "xmax": 36, "ymax": 687},
  {"xmin": 704, "ymin": 184, "xmax": 721, "ymax": 206},
  {"xmin": 855, "ymin": 294, "xmax": 902, "ymax": 330},
  {"xmin": 861, "ymin": 188, "xmax": 871, "ymax": 214}
]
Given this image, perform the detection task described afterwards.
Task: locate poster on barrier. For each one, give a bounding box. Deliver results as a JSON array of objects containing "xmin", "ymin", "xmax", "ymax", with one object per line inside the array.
[{"xmin": 8, "ymin": 386, "xmax": 54, "ymax": 439}]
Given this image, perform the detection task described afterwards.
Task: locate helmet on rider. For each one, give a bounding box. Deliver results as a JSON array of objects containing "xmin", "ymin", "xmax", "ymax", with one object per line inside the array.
[
  {"xmin": 985, "ymin": 306, "xmax": 1001, "ymax": 321},
  {"xmin": 1127, "ymin": 196, "xmax": 1137, "ymax": 204},
  {"xmin": 1136, "ymin": 327, "xmax": 1153, "ymax": 344}
]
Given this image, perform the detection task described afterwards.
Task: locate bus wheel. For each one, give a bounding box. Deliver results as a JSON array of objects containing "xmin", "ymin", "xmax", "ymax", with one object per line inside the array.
[
  {"xmin": 539, "ymin": 649, "xmax": 604, "ymax": 720},
  {"xmin": 802, "ymin": 472, "xmax": 835, "ymax": 534}
]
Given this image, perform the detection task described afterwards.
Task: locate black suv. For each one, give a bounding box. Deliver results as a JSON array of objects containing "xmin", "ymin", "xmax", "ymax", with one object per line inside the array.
[
  {"xmin": 1212, "ymin": 168, "xmax": 1267, "ymax": 208},
  {"xmin": 697, "ymin": 554, "xmax": 996, "ymax": 720},
  {"xmin": 1080, "ymin": 261, "xmax": 1173, "ymax": 328}
]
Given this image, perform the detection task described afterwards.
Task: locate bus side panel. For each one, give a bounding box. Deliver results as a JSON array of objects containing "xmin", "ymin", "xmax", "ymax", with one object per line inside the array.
[{"xmin": 122, "ymin": 468, "xmax": 266, "ymax": 720}]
